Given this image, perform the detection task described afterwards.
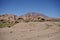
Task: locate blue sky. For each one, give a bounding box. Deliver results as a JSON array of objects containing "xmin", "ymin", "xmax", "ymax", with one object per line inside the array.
[{"xmin": 0, "ymin": 0, "xmax": 60, "ymax": 18}]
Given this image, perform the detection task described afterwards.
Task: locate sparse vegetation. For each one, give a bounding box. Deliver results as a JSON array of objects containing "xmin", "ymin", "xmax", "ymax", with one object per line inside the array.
[{"xmin": 0, "ymin": 22, "xmax": 15, "ymax": 28}]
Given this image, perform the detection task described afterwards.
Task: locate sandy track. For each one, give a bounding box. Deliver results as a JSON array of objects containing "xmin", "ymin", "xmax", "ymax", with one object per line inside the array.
[{"xmin": 0, "ymin": 22, "xmax": 60, "ymax": 40}]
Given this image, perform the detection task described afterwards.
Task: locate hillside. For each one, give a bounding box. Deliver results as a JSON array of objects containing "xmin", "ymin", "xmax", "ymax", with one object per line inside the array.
[{"xmin": 0, "ymin": 12, "xmax": 60, "ymax": 28}]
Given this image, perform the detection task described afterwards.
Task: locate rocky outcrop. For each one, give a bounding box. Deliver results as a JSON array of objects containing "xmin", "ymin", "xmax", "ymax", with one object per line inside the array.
[
  {"xmin": 17, "ymin": 12, "xmax": 48, "ymax": 22},
  {"xmin": 0, "ymin": 14, "xmax": 17, "ymax": 23}
]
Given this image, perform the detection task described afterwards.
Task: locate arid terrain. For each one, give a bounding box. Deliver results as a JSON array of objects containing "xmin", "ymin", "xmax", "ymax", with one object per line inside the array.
[
  {"xmin": 0, "ymin": 22, "xmax": 60, "ymax": 40},
  {"xmin": 0, "ymin": 12, "xmax": 60, "ymax": 40}
]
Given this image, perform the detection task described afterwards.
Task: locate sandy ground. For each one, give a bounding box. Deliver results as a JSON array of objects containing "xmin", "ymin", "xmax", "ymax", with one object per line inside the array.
[{"xmin": 0, "ymin": 22, "xmax": 60, "ymax": 40}]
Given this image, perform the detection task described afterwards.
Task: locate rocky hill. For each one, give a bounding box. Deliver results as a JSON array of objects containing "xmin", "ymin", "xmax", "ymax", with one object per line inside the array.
[
  {"xmin": 0, "ymin": 14, "xmax": 17, "ymax": 23},
  {"xmin": 0, "ymin": 12, "xmax": 60, "ymax": 28}
]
